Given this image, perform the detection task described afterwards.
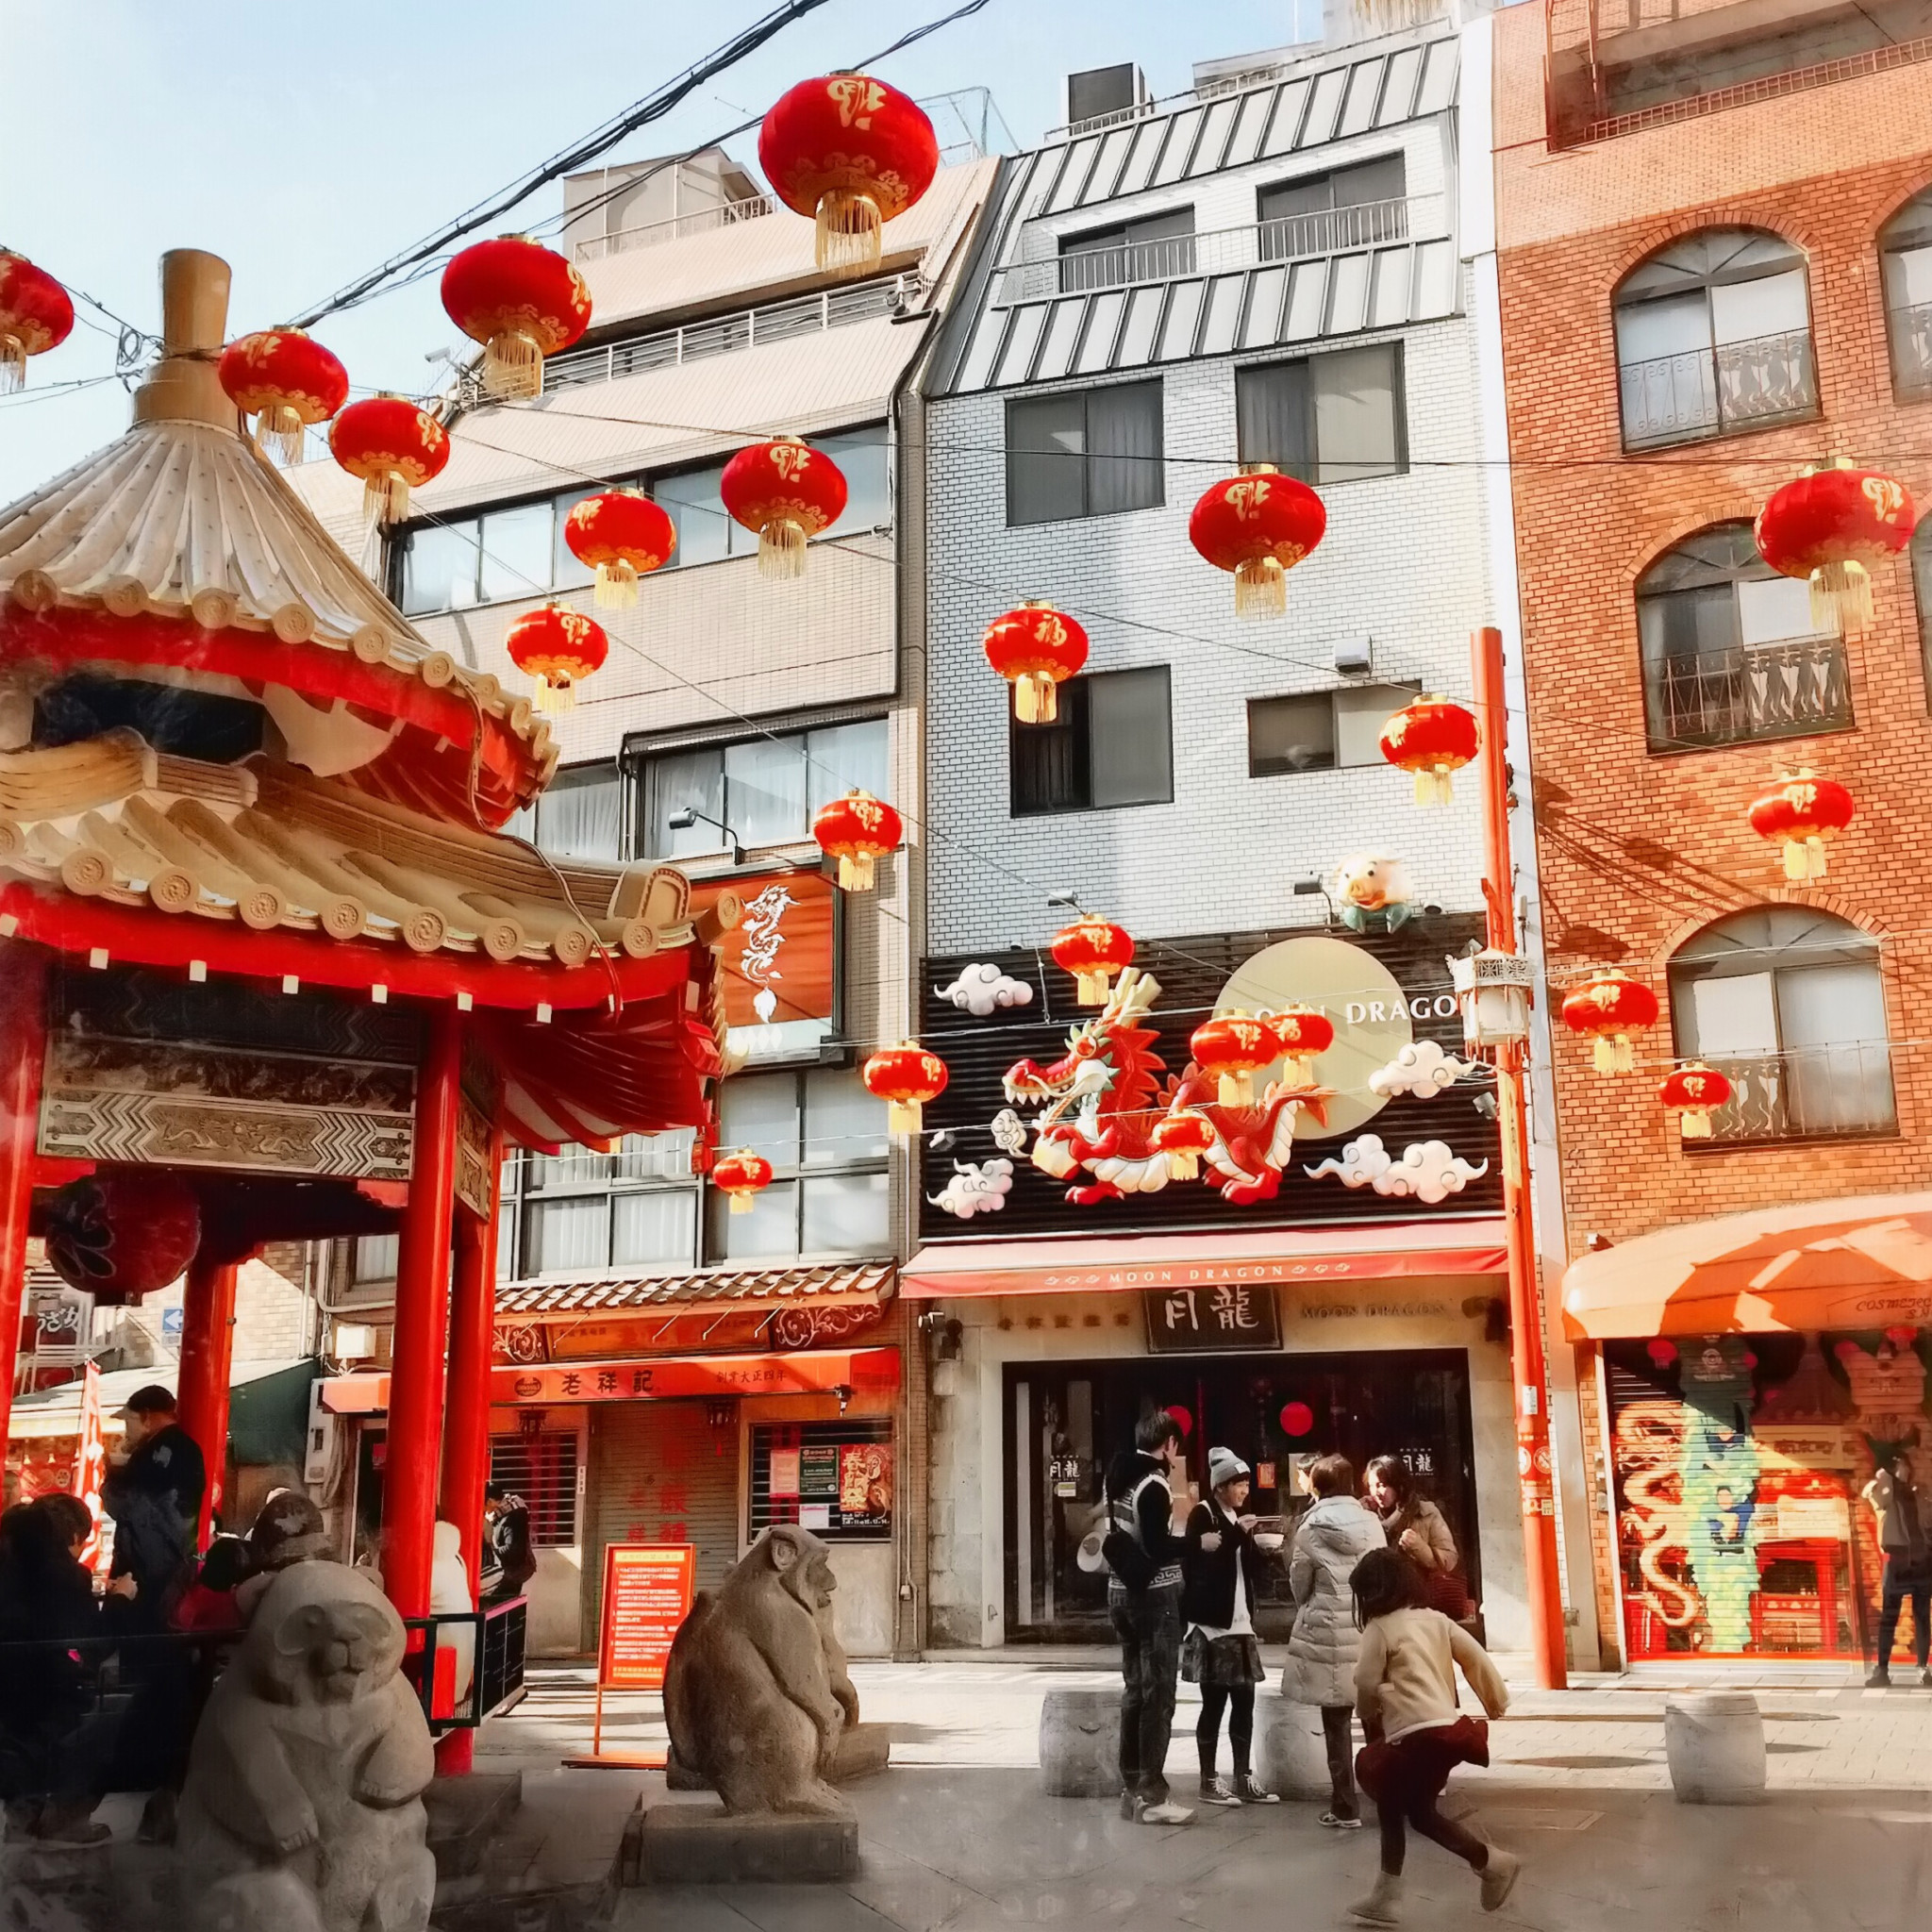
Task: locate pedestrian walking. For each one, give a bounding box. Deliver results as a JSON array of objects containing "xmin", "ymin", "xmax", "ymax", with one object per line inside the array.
[
  {"xmin": 1180, "ymin": 1447, "xmax": 1278, "ymax": 1807},
  {"xmin": 1364, "ymin": 1456, "xmax": 1472, "ymax": 1623},
  {"xmin": 1280, "ymin": 1454, "xmax": 1385, "ymax": 1828},
  {"xmin": 1103, "ymin": 1408, "xmax": 1194, "ymax": 1825},
  {"xmin": 1346, "ymin": 1547, "xmax": 1518, "ymax": 1926},
  {"xmin": 1863, "ymin": 1452, "xmax": 1932, "ymax": 1687}
]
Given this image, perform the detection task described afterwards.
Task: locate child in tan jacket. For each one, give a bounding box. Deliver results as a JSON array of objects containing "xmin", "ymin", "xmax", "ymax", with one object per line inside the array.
[{"xmin": 1345, "ymin": 1548, "xmax": 1519, "ymax": 1925}]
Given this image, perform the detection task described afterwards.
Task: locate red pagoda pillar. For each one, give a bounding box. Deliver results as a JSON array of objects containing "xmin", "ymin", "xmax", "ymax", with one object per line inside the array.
[
  {"xmin": 381, "ymin": 1006, "xmax": 461, "ymax": 1624},
  {"xmin": 176, "ymin": 1250, "xmax": 241, "ymax": 1545},
  {"xmin": 0, "ymin": 944, "xmax": 48, "ymax": 1460}
]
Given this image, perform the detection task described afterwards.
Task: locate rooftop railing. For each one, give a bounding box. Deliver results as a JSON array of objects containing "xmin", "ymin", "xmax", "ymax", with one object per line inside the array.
[{"xmin": 571, "ymin": 194, "xmax": 776, "ymax": 265}]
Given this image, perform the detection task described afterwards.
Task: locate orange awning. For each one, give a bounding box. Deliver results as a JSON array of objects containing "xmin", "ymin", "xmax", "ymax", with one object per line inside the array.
[
  {"xmin": 1562, "ymin": 1191, "xmax": 1932, "ymax": 1340},
  {"xmin": 902, "ymin": 1222, "xmax": 1508, "ymax": 1299}
]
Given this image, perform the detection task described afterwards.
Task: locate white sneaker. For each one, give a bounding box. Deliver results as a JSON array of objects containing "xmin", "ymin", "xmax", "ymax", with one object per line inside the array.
[
  {"xmin": 1139, "ymin": 1799, "xmax": 1196, "ymax": 1825},
  {"xmin": 1479, "ymin": 1848, "xmax": 1521, "ymax": 1913},
  {"xmin": 1350, "ymin": 1873, "xmax": 1403, "ymax": 1925}
]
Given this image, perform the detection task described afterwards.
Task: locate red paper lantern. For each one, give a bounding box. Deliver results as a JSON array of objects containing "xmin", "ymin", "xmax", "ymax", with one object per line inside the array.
[
  {"xmin": 1153, "ymin": 1109, "xmax": 1216, "ymax": 1181},
  {"xmin": 563, "ymin": 490, "xmax": 675, "ymax": 608},
  {"xmin": 1188, "ymin": 465, "xmax": 1327, "ymax": 618},
  {"xmin": 1658, "ymin": 1060, "xmax": 1733, "ymax": 1140},
  {"xmin": 504, "ymin": 603, "xmax": 608, "ymax": 714},
  {"xmin": 0, "ymin": 252, "xmax": 74, "ymax": 394},
  {"xmin": 758, "ymin": 74, "xmax": 941, "ymax": 274},
  {"xmin": 1268, "ymin": 1005, "xmax": 1335, "ymax": 1084},
  {"xmin": 1279, "ymin": 1401, "xmax": 1315, "ymax": 1439},
  {"xmin": 1647, "ymin": 1340, "xmax": 1678, "ymax": 1368},
  {"xmin": 1165, "ymin": 1405, "xmax": 1193, "ymax": 1441},
  {"xmin": 1379, "ymin": 695, "xmax": 1479, "ymax": 806},
  {"xmin": 720, "ymin": 436, "xmax": 847, "ymax": 579},
  {"xmin": 328, "ymin": 395, "xmax": 450, "ymax": 524},
  {"xmin": 44, "ymin": 1171, "xmax": 200, "ymax": 1305},
  {"xmin": 1191, "ymin": 1010, "xmax": 1279, "ymax": 1108},
  {"xmin": 1754, "ymin": 460, "xmax": 1916, "ymax": 635},
  {"xmin": 712, "ymin": 1147, "xmax": 774, "ymax": 1216},
  {"xmin": 440, "ymin": 235, "xmax": 592, "ymax": 400},
  {"xmin": 1748, "ymin": 770, "xmax": 1854, "ymax": 881},
  {"xmin": 862, "ymin": 1040, "xmax": 949, "ymax": 1137},
  {"xmin": 983, "ymin": 602, "xmax": 1090, "ymax": 724},
  {"xmin": 218, "ymin": 327, "xmax": 349, "ymax": 464},
  {"xmin": 1560, "ymin": 970, "xmax": 1658, "ymax": 1075},
  {"xmin": 812, "ymin": 788, "xmax": 904, "ymax": 892},
  {"xmin": 1051, "ymin": 915, "xmax": 1135, "ymax": 1007}
]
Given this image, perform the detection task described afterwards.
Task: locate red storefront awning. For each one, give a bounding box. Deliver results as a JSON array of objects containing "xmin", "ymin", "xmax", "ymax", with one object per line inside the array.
[
  {"xmin": 319, "ymin": 1344, "xmax": 900, "ymax": 1414},
  {"xmin": 901, "ymin": 1222, "xmax": 1509, "ymax": 1298}
]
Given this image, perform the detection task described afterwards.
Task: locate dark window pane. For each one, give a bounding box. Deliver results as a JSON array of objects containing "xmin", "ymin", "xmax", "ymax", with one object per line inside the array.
[
  {"xmin": 1330, "ymin": 155, "xmax": 1406, "ymax": 208},
  {"xmin": 1085, "ymin": 380, "xmax": 1163, "ymax": 515},
  {"xmin": 1011, "ymin": 675, "xmax": 1090, "ymax": 814},
  {"xmin": 1311, "ymin": 343, "xmax": 1404, "ymax": 483},
  {"xmin": 644, "ymin": 747, "xmax": 725, "ymax": 859},
  {"xmin": 656, "ymin": 463, "xmax": 733, "ymax": 565},
  {"xmin": 1007, "ymin": 392, "xmax": 1088, "ymax": 525},
  {"xmin": 1236, "ymin": 360, "xmax": 1313, "ymax": 477},
  {"xmin": 1249, "ymin": 693, "xmax": 1335, "ymax": 775},
  {"xmin": 1089, "ymin": 667, "xmax": 1172, "ymax": 806}
]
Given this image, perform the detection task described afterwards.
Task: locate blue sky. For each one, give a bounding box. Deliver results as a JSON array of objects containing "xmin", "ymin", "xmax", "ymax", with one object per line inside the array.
[{"xmin": 0, "ymin": 0, "xmax": 1318, "ymax": 502}]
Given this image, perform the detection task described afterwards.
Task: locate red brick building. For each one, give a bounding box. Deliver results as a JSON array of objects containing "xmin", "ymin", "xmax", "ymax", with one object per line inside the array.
[{"xmin": 1490, "ymin": 0, "xmax": 1932, "ymax": 1669}]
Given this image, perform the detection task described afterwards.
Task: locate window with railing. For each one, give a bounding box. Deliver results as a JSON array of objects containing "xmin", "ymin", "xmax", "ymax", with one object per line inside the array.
[
  {"xmin": 1668, "ymin": 908, "xmax": 1895, "ymax": 1145},
  {"xmin": 1881, "ymin": 189, "xmax": 1932, "ymax": 401},
  {"xmin": 1636, "ymin": 524, "xmax": 1852, "ymax": 752},
  {"xmin": 1612, "ymin": 230, "xmax": 1818, "ymax": 452},
  {"xmin": 1257, "ymin": 156, "xmax": 1407, "ymax": 263},
  {"xmin": 1058, "ymin": 208, "xmax": 1196, "ymax": 293}
]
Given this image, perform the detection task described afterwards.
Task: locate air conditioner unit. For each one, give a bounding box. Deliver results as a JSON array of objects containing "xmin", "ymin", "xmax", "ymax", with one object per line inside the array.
[
  {"xmin": 1333, "ymin": 635, "xmax": 1374, "ymax": 676},
  {"xmin": 304, "ymin": 1380, "xmax": 341, "ymax": 1488},
  {"xmin": 334, "ymin": 1322, "xmax": 376, "ymax": 1360}
]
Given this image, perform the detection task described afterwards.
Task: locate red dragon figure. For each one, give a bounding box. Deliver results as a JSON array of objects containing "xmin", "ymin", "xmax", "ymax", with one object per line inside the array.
[{"xmin": 1002, "ymin": 969, "xmax": 1329, "ymax": 1206}]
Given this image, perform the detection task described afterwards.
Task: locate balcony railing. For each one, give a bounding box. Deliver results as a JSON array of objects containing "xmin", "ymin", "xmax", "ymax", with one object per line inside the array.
[
  {"xmin": 1619, "ymin": 327, "xmax": 1818, "ymax": 449},
  {"xmin": 997, "ymin": 195, "xmax": 1443, "ymax": 307},
  {"xmin": 1645, "ymin": 637, "xmax": 1853, "ymax": 752},
  {"xmin": 1697, "ymin": 1042, "xmax": 1897, "ymax": 1145},
  {"xmin": 1890, "ymin": 298, "xmax": 1932, "ymax": 397},
  {"xmin": 572, "ymin": 194, "xmax": 776, "ymax": 265}
]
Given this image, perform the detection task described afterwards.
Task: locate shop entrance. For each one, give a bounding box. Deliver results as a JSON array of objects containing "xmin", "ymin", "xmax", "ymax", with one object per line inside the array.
[{"xmin": 1003, "ymin": 1349, "xmax": 1479, "ymax": 1641}]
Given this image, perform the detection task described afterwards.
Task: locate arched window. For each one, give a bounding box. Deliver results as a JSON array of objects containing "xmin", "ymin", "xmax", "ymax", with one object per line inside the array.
[
  {"xmin": 1879, "ymin": 187, "xmax": 1932, "ymax": 399},
  {"xmin": 1613, "ymin": 230, "xmax": 1817, "ymax": 452},
  {"xmin": 1668, "ymin": 908, "xmax": 1894, "ymax": 1142},
  {"xmin": 1636, "ymin": 524, "xmax": 1851, "ymax": 752}
]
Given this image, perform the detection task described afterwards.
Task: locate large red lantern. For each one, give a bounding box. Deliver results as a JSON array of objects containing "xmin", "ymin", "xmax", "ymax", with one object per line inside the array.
[
  {"xmin": 863, "ymin": 1040, "xmax": 949, "ymax": 1137},
  {"xmin": 983, "ymin": 602, "xmax": 1090, "ymax": 724},
  {"xmin": 1188, "ymin": 465, "xmax": 1326, "ymax": 618},
  {"xmin": 1379, "ymin": 696, "xmax": 1479, "ymax": 806},
  {"xmin": 712, "ymin": 1147, "xmax": 774, "ymax": 1216},
  {"xmin": 812, "ymin": 788, "xmax": 904, "ymax": 891},
  {"xmin": 328, "ymin": 395, "xmax": 450, "ymax": 524},
  {"xmin": 720, "ymin": 436, "xmax": 847, "ymax": 579},
  {"xmin": 0, "ymin": 252, "xmax": 74, "ymax": 393},
  {"xmin": 1748, "ymin": 770, "xmax": 1854, "ymax": 880},
  {"xmin": 563, "ymin": 490, "xmax": 675, "ymax": 608},
  {"xmin": 1659, "ymin": 1061, "xmax": 1733, "ymax": 1141},
  {"xmin": 1153, "ymin": 1109, "xmax": 1216, "ymax": 1181},
  {"xmin": 1051, "ymin": 915, "xmax": 1134, "ymax": 1007},
  {"xmin": 1191, "ymin": 1011, "xmax": 1279, "ymax": 1108},
  {"xmin": 1754, "ymin": 460, "xmax": 1916, "ymax": 635},
  {"xmin": 440, "ymin": 235, "xmax": 592, "ymax": 400},
  {"xmin": 218, "ymin": 327, "xmax": 349, "ymax": 464},
  {"xmin": 758, "ymin": 74, "xmax": 941, "ymax": 275},
  {"xmin": 44, "ymin": 1171, "xmax": 201, "ymax": 1305},
  {"xmin": 504, "ymin": 604, "xmax": 608, "ymax": 714},
  {"xmin": 1560, "ymin": 970, "xmax": 1658, "ymax": 1075},
  {"xmin": 1268, "ymin": 1005, "xmax": 1335, "ymax": 1084}
]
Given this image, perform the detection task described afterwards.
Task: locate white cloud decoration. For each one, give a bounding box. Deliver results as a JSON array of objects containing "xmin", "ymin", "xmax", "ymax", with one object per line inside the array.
[
  {"xmin": 935, "ymin": 963, "xmax": 1035, "ymax": 1016},
  {"xmin": 1368, "ymin": 1038, "xmax": 1476, "ymax": 1099},
  {"xmin": 1305, "ymin": 1136, "xmax": 1489, "ymax": 1205},
  {"xmin": 928, "ymin": 1158, "xmax": 1015, "ymax": 1219},
  {"xmin": 990, "ymin": 1108, "xmax": 1028, "ymax": 1156}
]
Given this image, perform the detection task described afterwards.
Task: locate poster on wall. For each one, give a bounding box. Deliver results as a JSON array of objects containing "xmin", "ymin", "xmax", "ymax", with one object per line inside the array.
[{"xmin": 596, "ymin": 1543, "xmax": 696, "ymax": 1692}]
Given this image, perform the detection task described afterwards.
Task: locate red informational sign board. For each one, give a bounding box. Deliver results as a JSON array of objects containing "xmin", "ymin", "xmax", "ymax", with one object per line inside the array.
[{"xmin": 596, "ymin": 1543, "xmax": 695, "ymax": 1693}]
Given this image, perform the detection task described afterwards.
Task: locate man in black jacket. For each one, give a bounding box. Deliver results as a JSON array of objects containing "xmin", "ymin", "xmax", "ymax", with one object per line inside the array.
[
  {"xmin": 1104, "ymin": 1409, "xmax": 1194, "ymax": 1825},
  {"xmin": 102, "ymin": 1385, "xmax": 205, "ymax": 1630}
]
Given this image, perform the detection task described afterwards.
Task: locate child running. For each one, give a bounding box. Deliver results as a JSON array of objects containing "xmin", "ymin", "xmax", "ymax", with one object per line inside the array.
[{"xmin": 1345, "ymin": 1547, "xmax": 1519, "ymax": 1925}]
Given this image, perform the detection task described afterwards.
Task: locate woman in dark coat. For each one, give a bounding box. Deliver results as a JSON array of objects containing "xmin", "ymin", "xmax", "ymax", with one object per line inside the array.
[{"xmin": 1180, "ymin": 1448, "xmax": 1280, "ymax": 1807}]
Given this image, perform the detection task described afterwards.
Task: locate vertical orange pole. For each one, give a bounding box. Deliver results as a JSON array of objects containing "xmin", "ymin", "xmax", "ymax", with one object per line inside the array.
[
  {"xmin": 0, "ymin": 944, "xmax": 47, "ymax": 1462},
  {"xmin": 381, "ymin": 1006, "xmax": 461, "ymax": 1624},
  {"xmin": 176, "ymin": 1250, "xmax": 241, "ymax": 1545},
  {"xmin": 1474, "ymin": 625, "xmax": 1569, "ymax": 1690}
]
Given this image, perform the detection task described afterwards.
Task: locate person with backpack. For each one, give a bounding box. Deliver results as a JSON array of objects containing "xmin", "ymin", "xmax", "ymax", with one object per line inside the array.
[
  {"xmin": 1103, "ymin": 1408, "xmax": 1194, "ymax": 1825},
  {"xmin": 1863, "ymin": 1451, "xmax": 1932, "ymax": 1687}
]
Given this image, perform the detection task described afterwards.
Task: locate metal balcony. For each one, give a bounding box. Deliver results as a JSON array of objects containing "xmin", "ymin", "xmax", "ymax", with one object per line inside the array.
[
  {"xmin": 1645, "ymin": 637, "xmax": 1853, "ymax": 752},
  {"xmin": 1619, "ymin": 327, "xmax": 1819, "ymax": 449},
  {"xmin": 572, "ymin": 194, "xmax": 776, "ymax": 265},
  {"xmin": 1696, "ymin": 1042, "xmax": 1897, "ymax": 1145}
]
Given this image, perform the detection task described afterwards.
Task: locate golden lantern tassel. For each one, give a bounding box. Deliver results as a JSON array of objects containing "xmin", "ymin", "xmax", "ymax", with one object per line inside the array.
[
  {"xmin": 1680, "ymin": 1110, "xmax": 1714, "ymax": 1140},
  {"xmin": 1809, "ymin": 558, "xmax": 1873, "ymax": 636},
  {"xmin": 1412, "ymin": 767, "xmax": 1454, "ymax": 807},
  {"xmin": 758, "ymin": 517, "xmax": 808, "ymax": 580},
  {"xmin": 255, "ymin": 404, "xmax": 306, "ymax": 467},
  {"xmin": 0, "ymin": 334, "xmax": 23, "ymax": 394},
  {"xmin": 816, "ymin": 189, "xmax": 885, "ymax": 275},
  {"xmin": 1074, "ymin": 970, "xmax": 1105, "ymax": 1007},
  {"xmin": 1282, "ymin": 1054, "xmax": 1313, "ymax": 1087},
  {"xmin": 1233, "ymin": 555, "xmax": 1287, "ymax": 619},
  {"xmin": 595, "ymin": 559, "xmax": 641, "ymax": 609},
  {"xmin": 365, "ymin": 472, "xmax": 410, "ymax": 525},
  {"xmin": 887, "ymin": 1097, "xmax": 923, "ymax": 1136},
  {"xmin": 1806, "ymin": 836, "xmax": 1828, "ymax": 880},
  {"xmin": 1167, "ymin": 1151, "xmax": 1200, "ymax": 1182},
  {"xmin": 532, "ymin": 676, "xmax": 575, "ymax": 717},
  {"xmin": 1034, "ymin": 675, "xmax": 1058, "ymax": 723},
  {"xmin": 484, "ymin": 329, "xmax": 544, "ymax": 400},
  {"xmin": 728, "ymin": 1191, "xmax": 754, "ymax": 1216},
  {"xmin": 1015, "ymin": 677, "xmax": 1041, "ymax": 724},
  {"xmin": 1217, "ymin": 1071, "xmax": 1255, "ymax": 1108},
  {"xmin": 838, "ymin": 852, "xmax": 877, "ymax": 891}
]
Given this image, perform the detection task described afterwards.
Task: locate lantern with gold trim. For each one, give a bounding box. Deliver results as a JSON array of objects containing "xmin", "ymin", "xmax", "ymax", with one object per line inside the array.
[
  {"xmin": 1748, "ymin": 769, "xmax": 1854, "ymax": 881},
  {"xmin": 563, "ymin": 489, "xmax": 675, "ymax": 608},
  {"xmin": 1755, "ymin": 459, "xmax": 1916, "ymax": 636},
  {"xmin": 504, "ymin": 603, "xmax": 608, "ymax": 714},
  {"xmin": 712, "ymin": 1147, "xmax": 774, "ymax": 1215},
  {"xmin": 1189, "ymin": 464, "xmax": 1326, "ymax": 618},
  {"xmin": 1267, "ymin": 1004, "xmax": 1335, "ymax": 1085},
  {"xmin": 1153, "ymin": 1108, "xmax": 1216, "ymax": 1182},
  {"xmin": 984, "ymin": 601, "xmax": 1089, "ymax": 724},
  {"xmin": 1051, "ymin": 915, "xmax": 1134, "ymax": 1007},
  {"xmin": 1190, "ymin": 1011, "xmax": 1278, "ymax": 1108},
  {"xmin": 1659, "ymin": 1061, "xmax": 1733, "ymax": 1141},
  {"xmin": 0, "ymin": 252, "xmax": 74, "ymax": 394},
  {"xmin": 758, "ymin": 74, "xmax": 941, "ymax": 274},
  {"xmin": 328, "ymin": 395, "xmax": 450, "ymax": 523},
  {"xmin": 863, "ymin": 1040, "xmax": 949, "ymax": 1137},
  {"xmin": 440, "ymin": 235, "xmax": 592, "ymax": 400},
  {"xmin": 1379, "ymin": 695, "xmax": 1479, "ymax": 806},
  {"xmin": 219, "ymin": 328, "xmax": 349, "ymax": 464},
  {"xmin": 813, "ymin": 789, "xmax": 903, "ymax": 891},
  {"xmin": 721, "ymin": 435, "xmax": 847, "ymax": 579},
  {"xmin": 1560, "ymin": 970, "xmax": 1658, "ymax": 1075}
]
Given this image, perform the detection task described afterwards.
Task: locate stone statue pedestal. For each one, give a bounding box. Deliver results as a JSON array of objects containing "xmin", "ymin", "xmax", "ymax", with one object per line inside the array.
[
  {"xmin": 619, "ymin": 1800, "xmax": 859, "ymax": 1885},
  {"xmin": 665, "ymin": 1723, "xmax": 891, "ymax": 1792},
  {"xmin": 1039, "ymin": 1690, "xmax": 1124, "ymax": 1796},
  {"xmin": 1257, "ymin": 1695, "xmax": 1341, "ymax": 1801},
  {"xmin": 1665, "ymin": 1690, "xmax": 1767, "ymax": 1804}
]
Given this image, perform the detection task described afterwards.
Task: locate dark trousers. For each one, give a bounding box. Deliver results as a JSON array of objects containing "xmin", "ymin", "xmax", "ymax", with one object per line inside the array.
[
  {"xmin": 1110, "ymin": 1585, "xmax": 1181, "ymax": 1803},
  {"xmin": 1323, "ymin": 1705, "xmax": 1358, "ymax": 1821},
  {"xmin": 1196, "ymin": 1684, "xmax": 1255, "ymax": 1780},
  {"xmin": 1876, "ymin": 1554, "xmax": 1932, "ymax": 1671},
  {"xmin": 1364, "ymin": 1728, "xmax": 1490, "ymax": 1878},
  {"xmin": 1379, "ymin": 1790, "xmax": 1488, "ymax": 1877}
]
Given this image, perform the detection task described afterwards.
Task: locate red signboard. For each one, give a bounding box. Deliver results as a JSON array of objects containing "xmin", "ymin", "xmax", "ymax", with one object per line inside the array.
[
  {"xmin": 597, "ymin": 1543, "xmax": 695, "ymax": 1692},
  {"xmin": 690, "ymin": 870, "xmax": 837, "ymax": 1058}
]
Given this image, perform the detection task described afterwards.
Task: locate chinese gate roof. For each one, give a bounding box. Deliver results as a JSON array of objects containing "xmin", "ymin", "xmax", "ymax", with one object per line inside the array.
[{"xmin": 494, "ymin": 1257, "xmax": 896, "ymax": 1318}]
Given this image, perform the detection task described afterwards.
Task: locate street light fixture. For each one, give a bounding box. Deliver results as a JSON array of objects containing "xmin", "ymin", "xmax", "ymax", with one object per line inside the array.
[{"xmin": 667, "ymin": 805, "xmax": 744, "ymax": 866}]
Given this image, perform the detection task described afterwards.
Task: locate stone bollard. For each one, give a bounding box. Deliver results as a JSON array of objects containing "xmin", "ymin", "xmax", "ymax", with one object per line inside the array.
[
  {"xmin": 1664, "ymin": 1690, "xmax": 1767, "ymax": 1804},
  {"xmin": 1040, "ymin": 1689, "xmax": 1125, "ymax": 1797},
  {"xmin": 1256, "ymin": 1694, "xmax": 1337, "ymax": 1801}
]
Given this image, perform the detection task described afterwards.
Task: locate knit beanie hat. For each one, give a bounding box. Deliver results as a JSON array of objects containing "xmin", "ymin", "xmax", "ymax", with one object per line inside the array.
[{"xmin": 1208, "ymin": 1447, "xmax": 1250, "ymax": 1491}]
